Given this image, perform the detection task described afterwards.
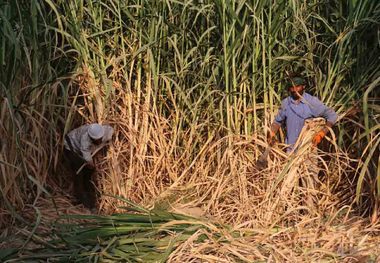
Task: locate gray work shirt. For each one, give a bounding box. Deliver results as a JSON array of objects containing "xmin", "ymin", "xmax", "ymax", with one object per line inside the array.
[
  {"xmin": 274, "ymin": 92, "xmax": 338, "ymax": 149},
  {"xmin": 64, "ymin": 124, "xmax": 114, "ymax": 163}
]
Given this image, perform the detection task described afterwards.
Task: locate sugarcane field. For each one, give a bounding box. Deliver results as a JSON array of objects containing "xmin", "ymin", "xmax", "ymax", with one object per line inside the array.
[{"xmin": 1, "ymin": 1, "xmax": 380, "ymax": 262}]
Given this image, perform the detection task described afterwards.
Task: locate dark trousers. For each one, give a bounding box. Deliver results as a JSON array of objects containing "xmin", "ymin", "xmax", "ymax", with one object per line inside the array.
[{"xmin": 64, "ymin": 149, "xmax": 97, "ymax": 209}]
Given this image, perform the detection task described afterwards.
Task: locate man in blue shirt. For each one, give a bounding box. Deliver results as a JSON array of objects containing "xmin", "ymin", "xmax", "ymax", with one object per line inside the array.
[{"xmin": 268, "ymin": 77, "xmax": 338, "ymax": 151}]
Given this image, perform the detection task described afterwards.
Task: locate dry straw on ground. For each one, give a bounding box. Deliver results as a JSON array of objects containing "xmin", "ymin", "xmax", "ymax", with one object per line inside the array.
[{"xmin": 67, "ymin": 99, "xmax": 378, "ymax": 261}]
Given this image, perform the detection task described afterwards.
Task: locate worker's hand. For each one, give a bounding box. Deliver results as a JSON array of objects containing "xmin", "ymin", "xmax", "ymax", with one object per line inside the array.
[
  {"xmin": 86, "ymin": 162, "xmax": 96, "ymax": 171},
  {"xmin": 267, "ymin": 130, "xmax": 276, "ymax": 146},
  {"xmin": 312, "ymin": 130, "xmax": 326, "ymax": 146}
]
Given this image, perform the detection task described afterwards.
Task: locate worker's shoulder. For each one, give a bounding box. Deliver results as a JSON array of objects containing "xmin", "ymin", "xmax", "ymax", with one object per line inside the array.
[
  {"xmin": 67, "ymin": 124, "xmax": 89, "ymax": 137},
  {"xmin": 101, "ymin": 123, "xmax": 113, "ymax": 128},
  {"xmin": 303, "ymin": 92, "xmax": 324, "ymax": 103},
  {"xmin": 101, "ymin": 124, "xmax": 114, "ymax": 133},
  {"xmin": 303, "ymin": 92, "xmax": 316, "ymax": 98},
  {"xmin": 280, "ymin": 96, "xmax": 291, "ymax": 107}
]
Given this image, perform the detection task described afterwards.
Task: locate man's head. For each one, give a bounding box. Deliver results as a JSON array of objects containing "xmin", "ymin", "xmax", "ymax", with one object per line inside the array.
[
  {"xmin": 287, "ymin": 77, "xmax": 306, "ymax": 100},
  {"xmin": 88, "ymin": 124, "xmax": 104, "ymax": 145}
]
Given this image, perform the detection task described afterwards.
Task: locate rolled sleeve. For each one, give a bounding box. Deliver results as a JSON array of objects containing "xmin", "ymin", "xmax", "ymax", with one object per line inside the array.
[
  {"xmin": 323, "ymin": 107, "xmax": 338, "ymax": 124},
  {"xmin": 80, "ymin": 134, "xmax": 93, "ymax": 163},
  {"xmin": 81, "ymin": 150, "xmax": 93, "ymax": 163},
  {"xmin": 310, "ymin": 97, "xmax": 338, "ymax": 124},
  {"xmin": 274, "ymin": 100, "xmax": 287, "ymax": 124}
]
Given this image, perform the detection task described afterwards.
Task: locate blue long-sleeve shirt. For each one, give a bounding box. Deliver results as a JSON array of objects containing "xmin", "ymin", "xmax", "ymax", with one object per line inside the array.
[{"xmin": 274, "ymin": 93, "xmax": 338, "ymax": 148}]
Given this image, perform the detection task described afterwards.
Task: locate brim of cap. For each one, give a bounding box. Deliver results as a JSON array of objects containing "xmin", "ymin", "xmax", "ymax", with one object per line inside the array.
[{"xmin": 89, "ymin": 134, "xmax": 103, "ymax": 140}]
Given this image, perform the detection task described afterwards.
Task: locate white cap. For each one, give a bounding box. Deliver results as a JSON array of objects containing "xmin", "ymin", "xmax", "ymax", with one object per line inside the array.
[{"xmin": 88, "ymin": 124, "xmax": 104, "ymax": 140}]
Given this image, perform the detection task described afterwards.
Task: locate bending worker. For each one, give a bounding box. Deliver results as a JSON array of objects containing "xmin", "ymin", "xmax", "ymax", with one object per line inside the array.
[
  {"xmin": 64, "ymin": 123, "xmax": 114, "ymax": 209},
  {"xmin": 268, "ymin": 77, "xmax": 338, "ymax": 152}
]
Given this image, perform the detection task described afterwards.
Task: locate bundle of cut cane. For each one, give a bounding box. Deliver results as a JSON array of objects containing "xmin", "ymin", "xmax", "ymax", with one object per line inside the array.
[{"xmin": 268, "ymin": 118, "xmax": 329, "ymax": 215}]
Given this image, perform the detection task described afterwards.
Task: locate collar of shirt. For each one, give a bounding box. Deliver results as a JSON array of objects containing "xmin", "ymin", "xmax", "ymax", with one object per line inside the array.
[{"xmin": 289, "ymin": 93, "xmax": 312, "ymax": 105}]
